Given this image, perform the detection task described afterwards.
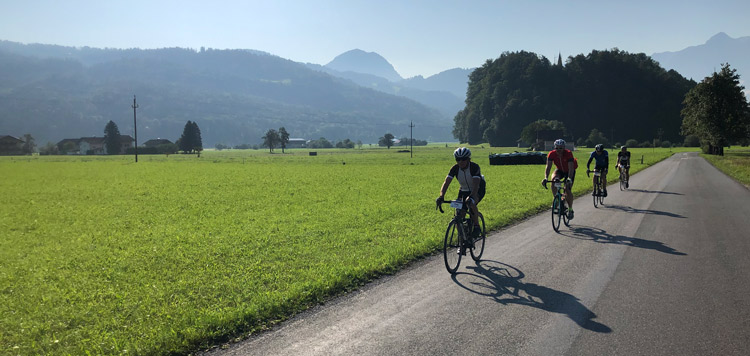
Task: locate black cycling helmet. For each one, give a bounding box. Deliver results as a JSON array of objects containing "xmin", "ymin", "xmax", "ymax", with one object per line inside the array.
[
  {"xmin": 454, "ymin": 147, "xmax": 471, "ymax": 160},
  {"xmin": 621, "ymin": 145, "xmax": 627, "ymax": 150},
  {"xmin": 595, "ymin": 144, "xmax": 604, "ymax": 152}
]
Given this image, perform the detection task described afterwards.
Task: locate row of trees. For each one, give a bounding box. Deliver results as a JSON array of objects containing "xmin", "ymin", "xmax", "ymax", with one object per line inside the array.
[
  {"xmin": 102, "ymin": 120, "xmax": 202, "ymax": 155},
  {"xmin": 454, "ymin": 49, "xmax": 696, "ymax": 146},
  {"xmin": 261, "ymin": 127, "xmax": 290, "ymax": 153}
]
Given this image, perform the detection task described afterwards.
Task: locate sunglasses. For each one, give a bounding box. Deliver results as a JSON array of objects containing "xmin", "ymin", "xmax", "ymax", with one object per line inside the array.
[
  {"xmin": 555, "ymin": 147, "xmax": 564, "ymax": 150},
  {"xmin": 456, "ymin": 157, "xmax": 469, "ymax": 162}
]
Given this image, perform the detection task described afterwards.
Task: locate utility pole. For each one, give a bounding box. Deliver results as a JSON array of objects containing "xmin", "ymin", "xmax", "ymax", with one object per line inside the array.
[
  {"xmin": 409, "ymin": 121, "xmax": 415, "ymax": 158},
  {"xmin": 132, "ymin": 96, "xmax": 139, "ymax": 162}
]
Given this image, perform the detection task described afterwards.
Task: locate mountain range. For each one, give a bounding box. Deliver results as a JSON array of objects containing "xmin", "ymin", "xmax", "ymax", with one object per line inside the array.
[
  {"xmin": 0, "ymin": 42, "xmax": 466, "ymax": 146},
  {"xmin": 652, "ymin": 32, "xmax": 750, "ymax": 91},
  {"xmin": 1, "ymin": 32, "xmax": 747, "ymax": 147}
]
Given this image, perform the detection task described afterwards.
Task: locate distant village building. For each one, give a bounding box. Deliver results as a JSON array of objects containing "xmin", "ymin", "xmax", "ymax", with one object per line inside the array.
[
  {"xmin": 143, "ymin": 138, "xmax": 173, "ymax": 148},
  {"xmin": 56, "ymin": 135, "xmax": 134, "ymax": 155},
  {"xmin": 79, "ymin": 137, "xmax": 105, "ymax": 155},
  {"xmin": 0, "ymin": 135, "xmax": 25, "ymax": 155},
  {"xmin": 287, "ymin": 138, "xmax": 307, "ymax": 148}
]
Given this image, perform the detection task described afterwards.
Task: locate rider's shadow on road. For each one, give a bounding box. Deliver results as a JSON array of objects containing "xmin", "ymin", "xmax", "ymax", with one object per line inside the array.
[
  {"xmin": 603, "ymin": 204, "xmax": 686, "ymax": 218},
  {"xmin": 562, "ymin": 226, "xmax": 687, "ymax": 256},
  {"xmin": 454, "ymin": 261, "xmax": 612, "ymax": 333},
  {"xmin": 627, "ymin": 188, "xmax": 683, "ymax": 195}
]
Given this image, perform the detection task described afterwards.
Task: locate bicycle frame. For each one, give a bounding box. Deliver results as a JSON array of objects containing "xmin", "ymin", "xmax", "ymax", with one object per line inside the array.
[
  {"xmin": 437, "ymin": 199, "xmax": 486, "ymax": 273},
  {"xmin": 543, "ymin": 178, "xmax": 570, "ymax": 232},
  {"xmin": 587, "ymin": 169, "xmax": 605, "ymax": 207}
]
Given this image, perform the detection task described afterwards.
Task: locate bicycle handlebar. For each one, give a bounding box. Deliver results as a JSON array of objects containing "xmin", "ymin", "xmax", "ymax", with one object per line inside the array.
[
  {"xmin": 436, "ymin": 199, "xmax": 473, "ymax": 214},
  {"xmin": 542, "ymin": 177, "xmax": 568, "ymax": 190}
]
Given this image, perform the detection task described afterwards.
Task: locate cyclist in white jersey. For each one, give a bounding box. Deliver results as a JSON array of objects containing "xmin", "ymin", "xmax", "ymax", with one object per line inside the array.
[{"xmin": 436, "ymin": 147, "xmax": 486, "ymax": 237}]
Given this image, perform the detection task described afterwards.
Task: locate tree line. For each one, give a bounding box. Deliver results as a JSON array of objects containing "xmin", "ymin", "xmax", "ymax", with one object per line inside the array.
[{"xmin": 454, "ymin": 49, "xmax": 697, "ymax": 146}]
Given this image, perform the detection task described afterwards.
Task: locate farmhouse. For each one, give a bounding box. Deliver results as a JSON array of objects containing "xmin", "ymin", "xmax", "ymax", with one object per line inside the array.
[
  {"xmin": 287, "ymin": 138, "xmax": 307, "ymax": 148},
  {"xmin": 143, "ymin": 138, "xmax": 173, "ymax": 148},
  {"xmin": 56, "ymin": 135, "xmax": 135, "ymax": 155},
  {"xmin": 0, "ymin": 135, "xmax": 25, "ymax": 155},
  {"xmin": 534, "ymin": 130, "xmax": 576, "ymax": 151}
]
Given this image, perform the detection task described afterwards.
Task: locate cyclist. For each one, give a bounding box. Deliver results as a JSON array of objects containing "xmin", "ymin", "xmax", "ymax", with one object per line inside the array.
[
  {"xmin": 436, "ymin": 147, "xmax": 486, "ymax": 239},
  {"xmin": 586, "ymin": 144, "xmax": 609, "ymax": 197},
  {"xmin": 616, "ymin": 146, "xmax": 631, "ymax": 188},
  {"xmin": 542, "ymin": 139, "xmax": 576, "ymax": 219}
]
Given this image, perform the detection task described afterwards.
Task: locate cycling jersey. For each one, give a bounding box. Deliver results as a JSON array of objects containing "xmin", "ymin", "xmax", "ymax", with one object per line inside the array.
[
  {"xmin": 588, "ymin": 150, "xmax": 609, "ymax": 169},
  {"xmin": 447, "ymin": 162, "xmax": 484, "ymax": 192},
  {"xmin": 618, "ymin": 151, "xmax": 631, "ymax": 162},
  {"xmin": 548, "ymin": 149, "xmax": 575, "ymax": 172}
]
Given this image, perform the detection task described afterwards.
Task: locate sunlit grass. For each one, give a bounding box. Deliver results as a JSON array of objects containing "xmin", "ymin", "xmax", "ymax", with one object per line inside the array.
[
  {"xmin": 0, "ymin": 146, "xmax": 690, "ymax": 355},
  {"xmin": 701, "ymin": 147, "xmax": 750, "ymax": 187}
]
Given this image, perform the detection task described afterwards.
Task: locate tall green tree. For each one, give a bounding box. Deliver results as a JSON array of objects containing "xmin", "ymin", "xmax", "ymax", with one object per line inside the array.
[
  {"xmin": 178, "ymin": 120, "xmax": 202, "ymax": 153},
  {"xmin": 379, "ymin": 133, "xmax": 395, "ymax": 148},
  {"xmin": 103, "ymin": 120, "xmax": 121, "ymax": 155},
  {"xmin": 191, "ymin": 121, "xmax": 203, "ymax": 153},
  {"xmin": 681, "ymin": 63, "xmax": 750, "ymax": 155},
  {"xmin": 262, "ymin": 129, "xmax": 280, "ymax": 153},
  {"xmin": 278, "ymin": 127, "xmax": 290, "ymax": 153},
  {"xmin": 179, "ymin": 121, "xmax": 194, "ymax": 153},
  {"xmin": 21, "ymin": 133, "xmax": 36, "ymax": 154}
]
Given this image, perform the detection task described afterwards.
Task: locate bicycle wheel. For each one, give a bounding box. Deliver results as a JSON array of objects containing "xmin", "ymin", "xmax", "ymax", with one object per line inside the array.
[
  {"xmin": 562, "ymin": 200, "xmax": 571, "ymax": 227},
  {"xmin": 593, "ymin": 182, "xmax": 600, "ymax": 208},
  {"xmin": 443, "ymin": 219, "xmax": 462, "ymax": 274},
  {"xmin": 552, "ymin": 194, "xmax": 562, "ymax": 232},
  {"xmin": 470, "ymin": 212, "xmax": 486, "ymax": 261}
]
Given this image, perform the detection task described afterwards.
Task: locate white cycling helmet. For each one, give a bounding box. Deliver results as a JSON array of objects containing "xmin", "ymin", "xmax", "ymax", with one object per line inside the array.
[
  {"xmin": 554, "ymin": 139, "xmax": 566, "ymax": 148},
  {"xmin": 454, "ymin": 147, "xmax": 471, "ymax": 160}
]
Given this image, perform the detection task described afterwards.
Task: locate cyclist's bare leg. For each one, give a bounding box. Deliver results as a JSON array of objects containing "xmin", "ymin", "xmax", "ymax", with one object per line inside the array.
[
  {"xmin": 565, "ymin": 181, "xmax": 574, "ymax": 210},
  {"xmin": 469, "ymin": 204, "xmax": 479, "ymax": 227}
]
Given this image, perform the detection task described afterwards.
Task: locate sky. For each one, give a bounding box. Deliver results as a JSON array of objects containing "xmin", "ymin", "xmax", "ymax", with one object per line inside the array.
[{"xmin": 1, "ymin": 0, "xmax": 749, "ymax": 78}]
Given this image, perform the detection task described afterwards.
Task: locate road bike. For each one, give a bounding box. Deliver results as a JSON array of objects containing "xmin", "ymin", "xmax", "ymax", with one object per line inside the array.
[
  {"xmin": 437, "ymin": 199, "xmax": 486, "ymax": 274},
  {"xmin": 618, "ymin": 164, "xmax": 629, "ymax": 191},
  {"xmin": 587, "ymin": 169, "xmax": 605, "ymax": 208},
  {"xmin": 542, "ymin": 177, "xmax": 570, "ymax": 232}
]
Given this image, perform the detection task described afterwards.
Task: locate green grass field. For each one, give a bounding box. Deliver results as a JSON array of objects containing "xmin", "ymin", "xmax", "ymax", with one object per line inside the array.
[
  {"xmin": 701, "ymin": 148, "xmax": 750, "ymax": 188},
  {"xmin": 0, "ymin": 146, "xmax": 694, "ymax": 355}
]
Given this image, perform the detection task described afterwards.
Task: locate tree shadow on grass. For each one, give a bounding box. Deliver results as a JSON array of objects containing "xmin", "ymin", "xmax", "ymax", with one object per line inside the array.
[
  {"xmin": 452, "ymin": 260, "xmax": 612, "ymax": 333},
  {"xmin": 561, "ymin": 226, "xmax": 687, "ymax": 256}
]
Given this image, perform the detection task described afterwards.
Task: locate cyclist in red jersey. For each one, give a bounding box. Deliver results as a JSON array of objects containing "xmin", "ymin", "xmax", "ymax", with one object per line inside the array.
[{"xmin": 542, "ymin": 139, "xmax": 576, "ymax": 219}]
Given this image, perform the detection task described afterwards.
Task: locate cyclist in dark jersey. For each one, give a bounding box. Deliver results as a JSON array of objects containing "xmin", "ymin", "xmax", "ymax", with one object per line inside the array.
[
  {"xmin": 436, "ymin": 147, "xmax": 486, "ymax": 237},
  {"xmin": 586, "ymin": 144, "xmax": 609, "ymax": 197},
  {"xmin": 542, "ymin": 139, "xmax": 576, "ymax": 219},
  {"xmin": 616, "ymin": 146, "xmax": 631, "ymax": 188}
]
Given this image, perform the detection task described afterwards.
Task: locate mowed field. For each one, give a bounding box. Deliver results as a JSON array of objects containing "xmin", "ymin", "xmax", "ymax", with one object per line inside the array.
[{"xmin": 0, "ymin": 146, "xmax": 693, "ymax": 355}]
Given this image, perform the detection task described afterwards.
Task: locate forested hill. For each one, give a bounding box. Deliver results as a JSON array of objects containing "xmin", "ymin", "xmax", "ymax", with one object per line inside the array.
[
  {"xmin": 0, "ymin": 41, "xmax": 452, "ymax": 146},
  {"xmin": 454, "ymin": 50, "xmax": 697, "ymax": 146}
]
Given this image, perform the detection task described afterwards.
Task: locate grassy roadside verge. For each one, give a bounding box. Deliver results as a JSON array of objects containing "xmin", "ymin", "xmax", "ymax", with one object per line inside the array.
[{"xmin": 700, "ymin": 148, "xmax": 750, "ymax": 188}]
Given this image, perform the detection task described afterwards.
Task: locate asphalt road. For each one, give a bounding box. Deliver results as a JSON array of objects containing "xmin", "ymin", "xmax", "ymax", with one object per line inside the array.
[{"xmin": 207, "ymin": 152, "xmax": 750, "ymax": 356}]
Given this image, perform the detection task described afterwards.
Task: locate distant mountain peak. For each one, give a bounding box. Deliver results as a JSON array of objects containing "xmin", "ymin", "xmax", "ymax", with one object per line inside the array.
[
  {"xmin": 707, "ymin": 32, "xmax": 732, "ymax": 44},
  {"xmin": 325, "ymin": 49, "xmax": 403, "ymax": 82}
]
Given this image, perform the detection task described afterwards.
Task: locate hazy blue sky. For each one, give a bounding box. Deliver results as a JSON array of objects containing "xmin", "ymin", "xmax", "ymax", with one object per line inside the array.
[{"xmin": 1, "ymin": 0, "xmax": 749, "ymax": 78}]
